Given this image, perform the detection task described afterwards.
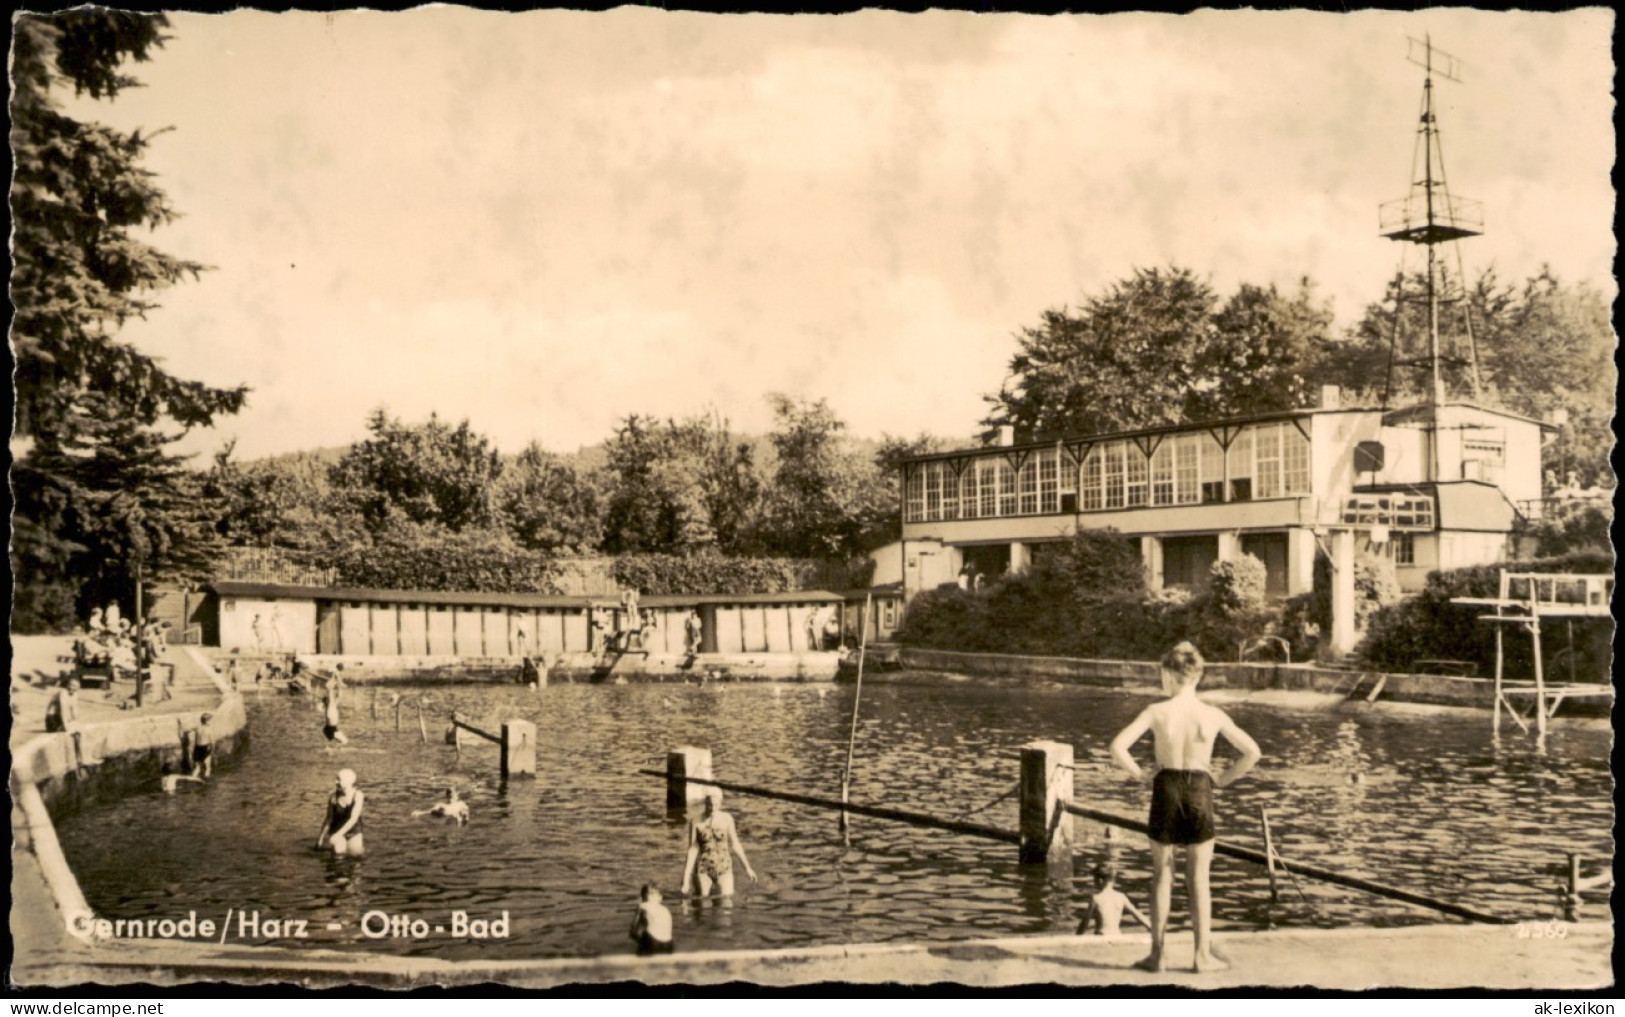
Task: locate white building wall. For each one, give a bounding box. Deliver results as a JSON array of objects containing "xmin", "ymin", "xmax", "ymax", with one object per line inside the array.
[
  {"xmin": 1311, "ymin": 411, "xmax": 1384, "ymax": 502},
  {"xmin": 219, "ymin": 597, "xmax": 317, "ymax": 654}
]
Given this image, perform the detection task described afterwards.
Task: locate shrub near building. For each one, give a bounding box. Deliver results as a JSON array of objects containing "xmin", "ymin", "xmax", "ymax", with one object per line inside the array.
[
  {"xmin": 896, "ymin": 529, "xmax": 1274, "ymax": 663},
  {"xmin": 1358, "ymin": 551, "xmax": 1614, "ymax": 680}
]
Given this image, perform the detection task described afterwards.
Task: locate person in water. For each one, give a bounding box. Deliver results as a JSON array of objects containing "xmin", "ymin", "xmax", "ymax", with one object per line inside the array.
[
  {"xmin": 1077, "ymin": 862, "xmax": 1148, "ymax": 936},
  {"xmin": 681, "ymin": 792, "xmax": 756, "ymax": 899},
  {"xmin": 322, "ymin": 685, "xmax": 348, "ymax": 745},
  {"xmin": 1109, "ymin": 641, "xmax": 1261, "ymax": 973},
  {"xmin": 412, "ymin": 787, "xmax": 469, "ymax": 825},
  {"xmin": 160, "ymin": 762, "xmax": 206, "ymax": 794},
  {"xmin": 191, "ymin": 712, "xmax": 216, "ymax": 779},
  {"xmin": 629, "ymin": 884, "xmax": 674, "ymax": 955},
  {"xmin": 315, "ymin": 768, "xmax": 365, "ymax": 856}
]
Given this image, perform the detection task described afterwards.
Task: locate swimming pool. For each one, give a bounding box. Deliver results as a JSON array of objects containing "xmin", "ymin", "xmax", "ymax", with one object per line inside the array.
[{"xmin": 53, "ymin": 680, "xmax": 1612, "ymax": 959}]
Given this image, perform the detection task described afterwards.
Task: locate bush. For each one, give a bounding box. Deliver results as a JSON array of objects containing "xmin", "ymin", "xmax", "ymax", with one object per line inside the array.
[
  {"xmin": 610, "ymin": 553, "xmax": 803, "ymax": 595},
  {"xmin": 326, "ymin": 525, "xmax": 566, "ymax": 593},
  {"xmin": 1279, "ymin": 591, "xmax": 1322, "ymax": 660},
  {"xmin": 896, "ymin": 586, "xmax": 995, "ymax": 651},
  {"xmin": 1524, "ymin": 502, "xmax": 1613, "ymax": 557},
  {"xmin": 1358, "ymin": 551, "xmax": 1614, "ymax": 678}
]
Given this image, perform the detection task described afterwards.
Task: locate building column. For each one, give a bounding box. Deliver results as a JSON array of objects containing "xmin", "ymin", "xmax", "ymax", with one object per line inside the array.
[
  {"xmin": 1328, "ymin": 529, "xmax": 1357, "ymax": 656},
  {"xmin": 1009, "ymin": 541, "xmax": 1031, "ymax": 575},
  {"xmin": 1217, "ymin": 531, "xmax": 1242, "ymax": 564},
  {"xmin": 1140, "ymin": 536, "xmax": 1164, "ymax": 592},
  {"xmin": 1287, "ymin": 528, "xmax": 1316, "ymax": 597},
  {"xmin": 1286, "ymin": 528, "xmax": 1317, "ymax": 597}
]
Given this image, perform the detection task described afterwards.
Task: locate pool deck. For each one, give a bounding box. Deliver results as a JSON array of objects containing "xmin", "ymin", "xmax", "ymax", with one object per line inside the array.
[
  {"xmin": 10, "ymin": 635, "xmax": 223, "ymax": 752},
  {"xmin": 9, "ymin": 921, "xmax": 1613, "ymax": 989}
]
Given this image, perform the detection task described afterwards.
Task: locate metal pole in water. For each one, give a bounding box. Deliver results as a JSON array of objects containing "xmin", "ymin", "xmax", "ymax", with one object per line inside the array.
[
  {"xmin": 840, "ymin": 592, "xmax": 872, "ymax": 834},
  {"xmin": 1261, "ymin": 807, "xmax": 1280, "ymax": 903}
]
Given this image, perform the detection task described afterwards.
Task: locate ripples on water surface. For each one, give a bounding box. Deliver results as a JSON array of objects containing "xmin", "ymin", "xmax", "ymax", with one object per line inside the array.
[{"xmin": 55, "ymin": 681, "xmax": 1612, "ymax": 959}]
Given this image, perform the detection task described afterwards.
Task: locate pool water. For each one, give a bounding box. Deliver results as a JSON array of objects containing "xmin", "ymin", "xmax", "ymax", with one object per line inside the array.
[{"xmin": 54, "ymin": 681, "xmax": 1612, "ymax": 960}]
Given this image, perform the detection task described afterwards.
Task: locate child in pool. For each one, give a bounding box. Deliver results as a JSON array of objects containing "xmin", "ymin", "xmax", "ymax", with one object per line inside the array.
[
  {"xmin": 413, "ymin": 787, "xmax": 470, "ymax": 825},
  {"xmin": 629, "ymin": 884, "xmax": 673, "ymax": 955},
  {"xmin": 1077, "ymin": 862, "xmax": 1148, "ymax": 935}
]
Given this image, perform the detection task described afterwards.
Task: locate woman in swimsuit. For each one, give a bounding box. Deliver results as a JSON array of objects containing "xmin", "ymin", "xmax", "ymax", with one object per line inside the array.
[
  {"xmin": 681, "ymin": 793, "xmax": 756, "ymax": 899},
  {"xmin": 315, "ymin": 768, "xmax": 365, "ymax": 856}
]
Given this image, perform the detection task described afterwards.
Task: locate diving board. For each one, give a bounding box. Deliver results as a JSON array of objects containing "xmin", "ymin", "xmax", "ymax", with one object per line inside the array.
[{"xmin": 1452, "ymin": 571, "xmax": 1615, "ymax": 749}]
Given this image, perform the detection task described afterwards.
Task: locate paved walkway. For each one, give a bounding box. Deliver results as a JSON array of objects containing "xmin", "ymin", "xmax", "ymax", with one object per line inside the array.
[
  {"xmin": 10, "ymin": 636, "xmax": 222, "ymax": 751},
  {"xmin": 11, "ymin": 922, "xmax": 1613, "ymax": 990}
]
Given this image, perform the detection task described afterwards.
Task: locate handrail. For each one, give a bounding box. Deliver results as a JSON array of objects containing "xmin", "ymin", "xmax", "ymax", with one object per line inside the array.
[
  {"xmin": 635, "ymin": 770, "xmax": 1020, "ymax": 844},
  {"xmin": 1061, "ymin": 800, "xmax": 1511, "ymax": 925},
  {"xmin": 452, "ymin": 718, "xmax": 502, "ymax": 744},
  {"xmin": 637, "ymin": 769, "xmax": 1514, "ymax": 925}
]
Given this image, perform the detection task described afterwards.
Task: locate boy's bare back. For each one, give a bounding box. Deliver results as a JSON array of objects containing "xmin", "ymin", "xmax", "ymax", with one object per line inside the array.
[{"xmin": 1143, "ymin": 697, "xmax": 1236, "ymax": 772}]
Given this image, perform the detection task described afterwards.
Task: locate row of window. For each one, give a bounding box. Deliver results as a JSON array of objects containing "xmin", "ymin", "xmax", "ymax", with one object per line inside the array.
[{"xmin": 905, "ymin": 423, "xmax": 1313, "ymax": 523}]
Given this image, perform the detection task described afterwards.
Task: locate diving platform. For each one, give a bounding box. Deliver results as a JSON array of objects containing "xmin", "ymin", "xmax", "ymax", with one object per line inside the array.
[{"xmin": 1452, "ymin": 571, "xmax": 1615, "ymax": 747}]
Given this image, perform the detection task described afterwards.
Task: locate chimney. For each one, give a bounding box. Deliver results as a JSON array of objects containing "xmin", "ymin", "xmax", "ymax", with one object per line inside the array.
[
  {"xmin": 998, "ymin": 425, "xmax": 1015, "ymax": 447},
  {"xmin": 1319, "ymin": 385, "xmax": 1341, "ymax": 409}
]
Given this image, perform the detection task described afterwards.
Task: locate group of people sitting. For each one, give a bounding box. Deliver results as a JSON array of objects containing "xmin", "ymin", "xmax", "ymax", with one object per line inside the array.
[{"xmin": 69, "ymin": 605, "xmax": 175, "ymax": 706}]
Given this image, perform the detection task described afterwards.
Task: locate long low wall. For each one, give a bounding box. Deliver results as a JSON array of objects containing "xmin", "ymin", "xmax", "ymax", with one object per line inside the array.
[
  {"xmin": 213, "ymin": 650, "xmax": 842, "ymax": 685},
  {"xmin": 893, "ymin": 648, "xmax": 1159, "ymax": 687},
  {"xmin": 892, "ymin": 648, "xmax": 1611, "ymax": 715},
  {"xmin": 11, "ymin": 648, "xmax": 248, "ymax": 950}
]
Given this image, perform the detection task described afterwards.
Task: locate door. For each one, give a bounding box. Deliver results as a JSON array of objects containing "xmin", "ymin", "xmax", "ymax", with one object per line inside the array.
[
  {"xmin": 316, "ymin": 602, "xmax": 341, "ymax": 655},
  {"xmin": 1240, "ymin": 533, "xmax": 1290, "ymax": 600}
]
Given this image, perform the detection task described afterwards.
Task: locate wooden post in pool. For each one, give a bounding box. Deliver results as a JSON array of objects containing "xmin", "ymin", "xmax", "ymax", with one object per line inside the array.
[
  {"xmin": 1018, "ymin": 740, "xmax": 1073, "ymax": 865},
  {"xmin": 501, "ymin": 720, "xmax": 536, "ymax": 780},
  {"xmin": 666, "ymin": 746, "xmax": 713, "ymax": 811}
]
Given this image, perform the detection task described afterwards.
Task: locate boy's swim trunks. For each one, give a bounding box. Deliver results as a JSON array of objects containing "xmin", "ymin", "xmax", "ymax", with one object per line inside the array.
[{"xmin": 1148, "ymin": 769, "xmax": 1216, "ymax": 845}]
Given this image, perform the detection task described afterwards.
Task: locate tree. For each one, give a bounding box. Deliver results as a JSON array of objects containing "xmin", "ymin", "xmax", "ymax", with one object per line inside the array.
[
  {"xmin": 1333, "ymin": 267, "xmax": 1616, "ymax": 488},
  {"xmin": 861, "ymin": 433, "xmax": 953, "ymax": 548},
  {"xmin": 599, "ymin": 412, "xmax": 761, "ymax": 554},
  {"xmin": 14, "ymin": 403, "xmax": 226, "ymax": 626},
  {"xmin": 11, "ymin": 13, "xmax": 246, "ymax": 440},
  {"xmin": 987, "ymin": 267, "xmax": 1219, "ymax": 439},
  {"xmin": 1475, "ymin": 270, "xmax": 1615, "ymax": 490},
  {"xmin": 11, "ymin": 12, "xmax": 247, "ymax": 631},
  {"xmin": 330, "ymin": 410, "xmax": 504, "ymax": 535},
  {"xmin": 984, "ymin": 266, "xmax": 1332, "ymax": 440},
  {"xmin": 497, "ymin": 442, "xmax": 605, "ymax": 554},
  {"xmin": 1200, "ymin": 279, "xmax": 1333, "ymax": 418},
  {"xmin": 1319, "ymin": 265, "xmax": 1509, "ymax": 407},
  {"xmin": 756, "ymin": 394, "xmax": 886, "ymax": 559}
]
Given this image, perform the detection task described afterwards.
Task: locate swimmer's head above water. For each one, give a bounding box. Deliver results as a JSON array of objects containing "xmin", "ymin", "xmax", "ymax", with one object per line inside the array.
[{"xmin": 336, "ymin": 768, "xmax": 357, "ymax": 791}]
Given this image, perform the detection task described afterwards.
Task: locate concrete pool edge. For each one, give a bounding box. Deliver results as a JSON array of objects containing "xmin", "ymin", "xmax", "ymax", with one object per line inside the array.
[
  {"xmin": 9, "ymin": 921, "xmax": 1613, "ymax": 990},
  {"xmin": 11, "ymin": 647, "xmax": 247, "ymax": 957},
  {"xmin": 880, "ymin": 648, "xmax": 1614, "ymax": 717}
]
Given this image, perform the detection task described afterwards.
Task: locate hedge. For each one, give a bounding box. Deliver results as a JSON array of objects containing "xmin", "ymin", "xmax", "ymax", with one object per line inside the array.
[
  {"xmin": 1358, "ymin": 551, "xmax": 1614, "ymax": 679},
  {"xmin": 897, "ymin": 549, "xmax": 1274, "ymax": 664}
]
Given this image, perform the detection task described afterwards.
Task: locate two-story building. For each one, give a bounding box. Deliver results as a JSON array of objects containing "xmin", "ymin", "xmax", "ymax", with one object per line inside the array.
[{"xmin": 897, "ymin": 388, "xmax": 1547, "ymax": 605}]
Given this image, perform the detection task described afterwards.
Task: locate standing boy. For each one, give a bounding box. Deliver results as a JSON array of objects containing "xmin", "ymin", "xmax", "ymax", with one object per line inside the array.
[{"xmin": 1109, "ymin": 641, "xmax": 1261, "ymax": 973}]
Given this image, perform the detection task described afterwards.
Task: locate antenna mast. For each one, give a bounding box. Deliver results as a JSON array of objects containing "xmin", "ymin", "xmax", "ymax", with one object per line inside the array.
[{"xmin": 1378, "ymin": 36, "xmax": 1484, "ymax": 409}]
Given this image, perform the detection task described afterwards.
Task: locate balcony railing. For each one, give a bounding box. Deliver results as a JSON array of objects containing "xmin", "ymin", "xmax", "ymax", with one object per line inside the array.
[{"xmin": 1328, "ymin": 493, "xmax": 1436, "ymax": 530}]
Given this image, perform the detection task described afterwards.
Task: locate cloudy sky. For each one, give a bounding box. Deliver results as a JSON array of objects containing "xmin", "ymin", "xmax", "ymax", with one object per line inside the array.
[{"xmin": 58, "ymin": 8, "xmax": 1616, "ymax": 461}]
